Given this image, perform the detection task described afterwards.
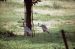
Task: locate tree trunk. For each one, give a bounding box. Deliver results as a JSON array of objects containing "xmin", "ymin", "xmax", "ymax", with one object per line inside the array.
[{"xmin": 24, "ymin": 0, "xmax": 32, "ymax": 36}]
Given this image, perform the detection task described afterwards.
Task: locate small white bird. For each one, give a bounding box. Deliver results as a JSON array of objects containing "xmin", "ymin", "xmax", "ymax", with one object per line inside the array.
[{"xmin": 38, "ymin": 23, "xmax": 50, "ymax": 33}]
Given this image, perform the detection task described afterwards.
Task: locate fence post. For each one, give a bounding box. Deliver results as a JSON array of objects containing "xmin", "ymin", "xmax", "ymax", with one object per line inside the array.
[{"xmin": 61, "ymin": 30, "xmax": 69, "ymax": 49}]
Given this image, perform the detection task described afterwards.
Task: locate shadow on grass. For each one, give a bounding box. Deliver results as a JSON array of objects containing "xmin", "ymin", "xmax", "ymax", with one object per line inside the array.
[
  {"xmin": 0, "ymin": 26, "xmax": 75, "ymax": 44},
  {"xmin": 1, "ymin": 32, "xmax": 75, "ymax": 44},
  {"xmin": 0, "ymin": 32, "xmax": 75, "ymax": 49}
]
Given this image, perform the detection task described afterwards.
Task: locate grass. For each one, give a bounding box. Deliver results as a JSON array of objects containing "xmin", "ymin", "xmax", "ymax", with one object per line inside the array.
[
  {"xmin": 33, "ymin": 13, "xmax": 75, "ymax": 21},
  {"xmin": 0, "ymin": 32, "xmax": 75, "ymax": 49},
  {"xmin": 0, "ymin": 31, "xmax": 75, "ymax": 49},
  {"xmin": 0, "ymin": 0, "xmax": 75, "ymax": 49},
  {"xmin": 0, "ymin": 1, "xmax": 24, "ymax": 32}
]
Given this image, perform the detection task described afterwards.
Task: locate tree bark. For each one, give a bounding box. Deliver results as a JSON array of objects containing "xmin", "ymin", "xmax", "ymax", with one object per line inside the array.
[{"xmin": 24, "ymin": 0, "xmax": 32, "ymax": 36}]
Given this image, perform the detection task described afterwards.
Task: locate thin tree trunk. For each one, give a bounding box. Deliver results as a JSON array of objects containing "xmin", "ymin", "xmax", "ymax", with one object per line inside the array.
[{"xmin": 24, "ymin": 0, "xmax": 32, "ymax": 36}]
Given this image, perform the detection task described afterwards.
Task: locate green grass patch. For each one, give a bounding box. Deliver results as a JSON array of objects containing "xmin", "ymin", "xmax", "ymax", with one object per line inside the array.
[
  {"xmin": 33, "ymin": 14, "xmax": 75, "ymax": 21},
  {"xmin": 0, "ymin": 32, "xmax": 75, "ymax": 49}
]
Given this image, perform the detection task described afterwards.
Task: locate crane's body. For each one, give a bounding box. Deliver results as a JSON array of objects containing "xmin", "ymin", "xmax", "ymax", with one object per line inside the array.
[{"xmin": 40, "ymin": 24, "xmax": 50, "ymax": 33}]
